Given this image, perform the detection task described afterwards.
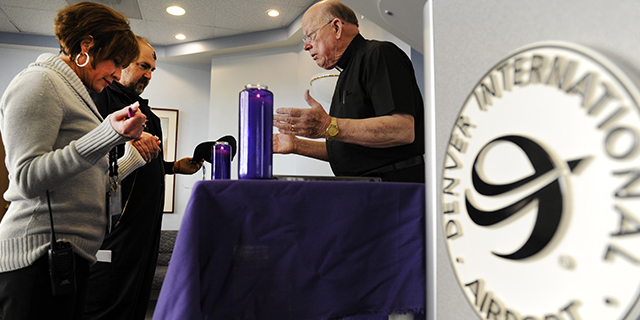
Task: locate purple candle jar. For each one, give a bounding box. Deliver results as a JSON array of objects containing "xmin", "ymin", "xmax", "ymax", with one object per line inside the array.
[
  {"xmin": 211, "ymin": 141, "xmax": 231, "ymax": 180},
  {"xmin": 238, "ymin": 84, "xmax": 273, "ymax": 179}
]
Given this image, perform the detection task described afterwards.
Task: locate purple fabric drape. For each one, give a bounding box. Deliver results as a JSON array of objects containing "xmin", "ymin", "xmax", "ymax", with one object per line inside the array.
[{"xmin": 153, "ymin": 180, "xmax": 425, "ymax": 320}]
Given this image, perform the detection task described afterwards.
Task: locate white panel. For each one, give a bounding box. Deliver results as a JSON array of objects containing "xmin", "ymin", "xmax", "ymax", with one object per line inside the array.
[
  {"xmin": 342, "ymin": 0, "xmax": 426, "ymax": 53},
  {"xmin": 0, "ymin": 8, "xmax": 18, "ymax": 33},
  {"xmin": 378, "ymin": 0, "xmax": 424, "ymax": 52},
  {"xmin": 137, "ymin": 0, "xmax": 214, "ymax": 26},
  {"xmin": 432, "ymin": 1, "xmax": 640, "ymax": 319},
  {"xmin": 0, "ymin": 0, "xmax": 66, "ymax": 10},
  {"xmin": 1, "ymin": 7, "xmax": 56, "ymax": 34},
  {"xmin": 144, "ymin": 20, "xmax": 215, "ymax": 46},
  {"xmin": 213, "ymin": 0, "xmax": 303, "ymax": 31}
]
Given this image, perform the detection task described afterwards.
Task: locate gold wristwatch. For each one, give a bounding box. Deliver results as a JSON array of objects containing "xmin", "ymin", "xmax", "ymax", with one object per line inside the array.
[{"xmin": 326, "ymin": 117, "xmax": 339, "ymax": 140}]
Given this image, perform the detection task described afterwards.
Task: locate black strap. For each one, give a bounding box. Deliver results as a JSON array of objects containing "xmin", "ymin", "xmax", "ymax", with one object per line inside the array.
[
  {"xmin": 108, "ymin": 148, "xmax": 118, "ymax": 177},
  {"xmin": 46, "ymin": 190, "xmax": 58, "ymax": 248}
]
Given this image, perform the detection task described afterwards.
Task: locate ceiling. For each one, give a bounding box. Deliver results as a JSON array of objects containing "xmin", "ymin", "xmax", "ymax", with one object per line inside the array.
[
  {"xmin": 0, "ymin": 0, "xmax": 426, "ymax": 64},
  {"xmin": 0, "ymin": 0, "xmax": 316, "ymax": 45}
]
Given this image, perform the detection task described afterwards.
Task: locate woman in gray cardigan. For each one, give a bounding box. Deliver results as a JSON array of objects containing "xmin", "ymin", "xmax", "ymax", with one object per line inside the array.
[{"xmin": 0, "ymin": 2, "xmax": 148, "ymax": 319}]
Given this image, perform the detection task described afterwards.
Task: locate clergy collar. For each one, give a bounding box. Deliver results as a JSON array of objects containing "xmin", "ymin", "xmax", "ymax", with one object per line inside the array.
[{"xmin": 336, "ymin": 33, "xmax": 365, "ymax": 71}]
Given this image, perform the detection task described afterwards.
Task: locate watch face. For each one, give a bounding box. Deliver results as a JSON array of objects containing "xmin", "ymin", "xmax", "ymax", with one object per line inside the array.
[
  {"xmin": 442, "ymin": 42, "xmax": 640, "ymax": 320},
  {"xmin": 328, "ymin": 124, "xmax": 339, "ymax": 136}
]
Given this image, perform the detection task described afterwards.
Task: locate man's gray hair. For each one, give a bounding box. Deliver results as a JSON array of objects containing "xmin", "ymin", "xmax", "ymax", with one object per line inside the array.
[{"xmin": 320, "ymin": 0, "xmax": 359, "ymax": 27}]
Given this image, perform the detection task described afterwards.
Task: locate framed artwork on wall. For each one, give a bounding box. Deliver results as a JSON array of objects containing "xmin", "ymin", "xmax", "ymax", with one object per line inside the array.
[{"xmin": 151, "ymin": 108, "xmax": 179, "ymax": 213}]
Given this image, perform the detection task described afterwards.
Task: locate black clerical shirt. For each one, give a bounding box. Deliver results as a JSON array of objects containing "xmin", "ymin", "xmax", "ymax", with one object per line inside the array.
[{"xmin": 326, "ymin": 34, "xmax": 425, "ymax": 181}]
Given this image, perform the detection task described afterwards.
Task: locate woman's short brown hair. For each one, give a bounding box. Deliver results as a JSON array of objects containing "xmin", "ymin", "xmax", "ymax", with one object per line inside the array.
[{"xmin": 54, "ymin": 2, "xmax": 139, "ymax": 68}]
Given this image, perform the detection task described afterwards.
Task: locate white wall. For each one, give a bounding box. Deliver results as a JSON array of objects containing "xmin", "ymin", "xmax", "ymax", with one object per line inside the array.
[
  {"xmin": 143, "ymin": 61, "xmax": 211, "ymax": 230},
  {"xmin": 0, "ymin": 47, "xmax": 55, "ymax": 93}
]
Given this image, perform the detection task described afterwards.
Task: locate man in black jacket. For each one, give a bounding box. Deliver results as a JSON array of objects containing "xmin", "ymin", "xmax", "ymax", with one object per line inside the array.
[{"xmin": 83, "ymin": 36, "xmax": 202, "ymax": 320}]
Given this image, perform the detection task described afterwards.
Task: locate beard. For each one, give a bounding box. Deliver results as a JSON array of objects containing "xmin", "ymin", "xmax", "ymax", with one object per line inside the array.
[{"xmin": 125, "ymin": 78, "xmax": 148, "ymax": 95}]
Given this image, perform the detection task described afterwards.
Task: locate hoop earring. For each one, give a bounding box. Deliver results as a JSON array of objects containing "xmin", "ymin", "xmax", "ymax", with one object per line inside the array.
[{"xmin": 75, "ymin": 52, "xmax": 90, "ymax": 68}]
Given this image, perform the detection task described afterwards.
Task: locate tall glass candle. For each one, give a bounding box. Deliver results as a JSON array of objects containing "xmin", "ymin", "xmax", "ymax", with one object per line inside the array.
[{"xmin": 238, "ymin": 84, "xmax": 273, "ymax": 179}]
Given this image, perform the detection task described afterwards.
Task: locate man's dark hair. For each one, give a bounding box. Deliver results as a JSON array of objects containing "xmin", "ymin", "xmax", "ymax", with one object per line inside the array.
[{"xmin": 136, "ymin": 35, "xmax": 157, "ymax": 60}]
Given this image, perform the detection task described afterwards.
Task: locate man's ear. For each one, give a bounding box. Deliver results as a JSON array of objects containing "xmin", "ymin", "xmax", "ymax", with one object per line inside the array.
[{"xmin": 332, "ymin": 19, "xmax": 343, "ymax": 39}]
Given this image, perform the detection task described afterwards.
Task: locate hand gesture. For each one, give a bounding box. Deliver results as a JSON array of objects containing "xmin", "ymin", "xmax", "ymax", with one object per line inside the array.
[
  {"xmin": 110, "ymin": 102, "xmax": 146, "ymax": 139},
  {"xmin": 173, "ymin": 157, "xmax": 203, "ymax": 174},
  {"xmin": 273, "ymin": 90, "xmax": 331, "ymax": 139},
  {"xmin": 130, "ymin": 132, "xmax": 161, "ymax": 162}
]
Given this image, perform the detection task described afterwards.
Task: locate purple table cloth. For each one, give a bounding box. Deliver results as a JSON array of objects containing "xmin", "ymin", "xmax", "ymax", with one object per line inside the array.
[{"xmin": 153, "ymin": 180, "xmax": 425, "ymax": 320}]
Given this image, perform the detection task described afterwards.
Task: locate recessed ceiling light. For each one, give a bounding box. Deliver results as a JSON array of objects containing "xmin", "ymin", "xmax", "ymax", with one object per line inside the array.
[
  {"xmin": 174, "ymin": 34, "xmax": 186, "ymax": 40},
  {"xmin": 167, "ymin": 6, "xmax": 186, "ymax": 16},
  {"xmin": 266, "ymin": 9, "xmax": 280, "ymax": 17}
]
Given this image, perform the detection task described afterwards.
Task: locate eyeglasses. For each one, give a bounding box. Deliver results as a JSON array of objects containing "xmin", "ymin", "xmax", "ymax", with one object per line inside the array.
[{"xmin": 302, "ymin": 20, "xmax": 332, "ymax": 44}]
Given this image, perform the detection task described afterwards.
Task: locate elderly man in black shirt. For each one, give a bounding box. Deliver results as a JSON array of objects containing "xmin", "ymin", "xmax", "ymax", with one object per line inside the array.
[{"xmin": 272, "ymin": 0, "xmax": 425, "ymax": 183}]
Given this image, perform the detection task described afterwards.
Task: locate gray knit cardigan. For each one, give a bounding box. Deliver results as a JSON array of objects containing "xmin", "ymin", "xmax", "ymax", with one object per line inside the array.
[{"xmin": 0, "ymin": 53, "xmax": 146, "ymax": 271}]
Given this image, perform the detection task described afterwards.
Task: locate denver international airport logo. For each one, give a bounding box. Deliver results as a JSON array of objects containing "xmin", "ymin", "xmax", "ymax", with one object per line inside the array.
[{"xmin": 442, "ymin": 42, "xmax": 640, "ymax": 320}]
